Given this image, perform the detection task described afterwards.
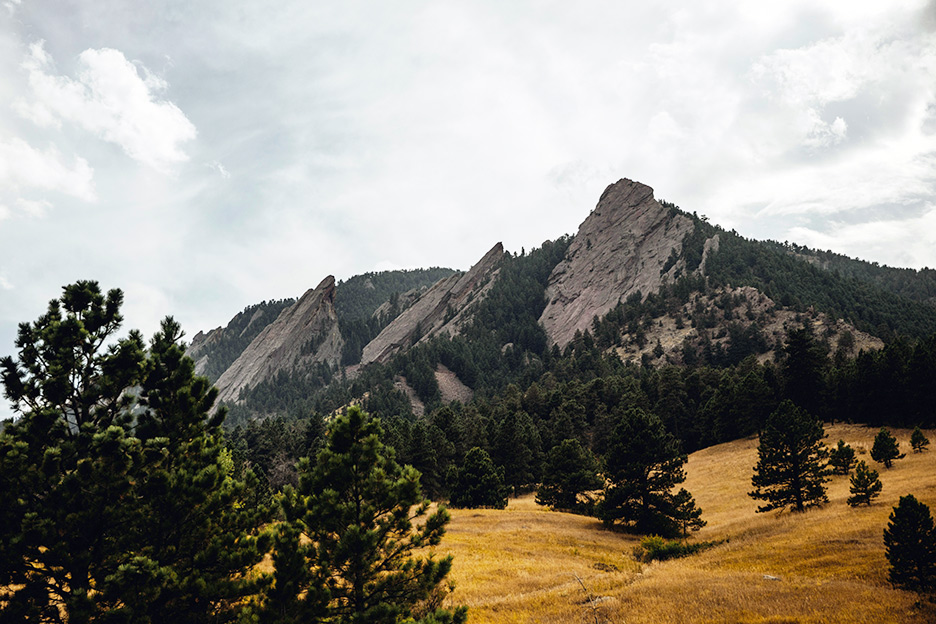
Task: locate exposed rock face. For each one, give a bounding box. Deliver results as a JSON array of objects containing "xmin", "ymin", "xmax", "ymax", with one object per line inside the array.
[
  {"xmin": 214, "ymin": 276, "xmax": 343, "ymax": 403},
  {"xmin": 360, "ymin": 243, "xmax": 506, "ymax": 366},
  {"xmin": 539, "ymin": 179, "xmax": 694, "ymax": 347}
]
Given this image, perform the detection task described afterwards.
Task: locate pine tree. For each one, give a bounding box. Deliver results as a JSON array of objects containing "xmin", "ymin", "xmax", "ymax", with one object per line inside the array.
[
  {"xmin": 535, "ymin": 439, "xmax": 603, "ymax": 512},
  {"xmin": 598, "ymin": 407, "xmax": 696, "ymax": 536},
  {"xmin": 671, "ymin": 488, "xmax": 706, "ymax": 537},
  {"xmin": 449, "ymin": 447, "xmax": 508, "ymax": 509},
  {"xmin": 272, "ymin": 406, "xmax": 466, "ymax": 624},
  {"xmin": 749, "ymin": 400, "xmax": 830, "ymax": 513},
  {"xmin": 871, "ymin": 427, "xmax": 903, "ymax": 468},
  {"xmin": 847, "ymin": 460, "xmax": 882, "ymax": 507},
  {"xmin": 828, "ymin": 439, "xmax": 857, "ymax": 475},
  {"xmin": 911, "ymin": 426, "xmax": 930, "ymax": 453},
  {"xmin": 0, "ymin": 282, "xmax": 268, "ymax": 622},
  {"xmin": 884, "ymin": 495, "xmax": 936, "ymax": 592}
]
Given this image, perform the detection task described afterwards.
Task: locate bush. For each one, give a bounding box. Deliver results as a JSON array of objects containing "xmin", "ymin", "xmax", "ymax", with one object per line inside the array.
[{"xmin": 632, "ymin": 535, "xmax": 719, "ymax": 562}]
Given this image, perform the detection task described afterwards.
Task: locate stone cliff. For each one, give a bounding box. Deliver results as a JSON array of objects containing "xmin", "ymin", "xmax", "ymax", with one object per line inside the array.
[
  {"xmin": 539, "ymin": 179, "xmax": 695, "ymax": 347},
  {"xmin": 360, "ymin": 243, "xmax": 507, "ymax": 366},
  {"xmin": 214, "ymin": 276, "xmax": 343, "ymax": 403}
]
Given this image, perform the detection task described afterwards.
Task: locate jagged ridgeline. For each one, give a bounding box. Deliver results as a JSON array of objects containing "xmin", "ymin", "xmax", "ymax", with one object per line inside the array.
[{"xmin": 200, "ymin": 178, "xmax": 936, "ymax": 427}]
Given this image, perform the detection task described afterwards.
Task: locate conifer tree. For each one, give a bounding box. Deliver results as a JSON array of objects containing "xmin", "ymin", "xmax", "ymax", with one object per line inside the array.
[
  {"xmin": 884, "ymin": 495, "xmax": 936, "ymax": 592},
  {"xmin": 0, "ymin": 282, "xmax": 268, "ymax": 623},
  {"xmin": 911, "ymin": 426, "xmax": 930, "ymax": 453},
  {"xmin": 449, "ymin": 447, "xmax": 508, "ymax": 509},
  {"xmin": 671, "ymin": 488, "xmax": 706, "ymax": 537},
  {"xmin": 828, "ymin": 439, "xmax": 857, "ymax": 475},
  {"xmin": 535, "ymin": 438, "xmax": 602, "ymax": 512},
  {"xmin": 272, "ymin": 406, "xmax": 466, "ymax": 624},
  {"xmin": 871, "ymin": 427, "xmax": 903, "ymax": 468},
  {"xmin": 749, "ymin": 400, "xmax": 829, "ymax": 513},
  {"xmin": 598, "ymin": 407, "xmax": 695, "ymax": 536},
  {"xmin": 847, "ymin": 460, "xmax": 882, "ymax": 507}
]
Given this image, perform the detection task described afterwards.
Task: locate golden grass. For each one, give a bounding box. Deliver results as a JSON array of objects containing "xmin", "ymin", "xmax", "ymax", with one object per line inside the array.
[{"xmin": 438, "ymin": 424, "xmax": 936, "ymax": 623}]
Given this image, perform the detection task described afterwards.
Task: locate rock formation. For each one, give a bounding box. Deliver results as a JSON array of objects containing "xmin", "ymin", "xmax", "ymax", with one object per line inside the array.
[
  {"xmin": 360, "ymin": 243, "xmax": 507, "ymax": 366},
  {"xmin": 539, "ymin": 179, "xmax": 695, "ymax": 347},
  {"xmin": 214, "ymin": 276, "xmax": 343, "ymax": 403}
]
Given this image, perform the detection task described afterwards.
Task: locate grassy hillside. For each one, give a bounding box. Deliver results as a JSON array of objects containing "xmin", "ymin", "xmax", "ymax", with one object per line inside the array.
[{"xmin": 440, "ymin": 424, "xmax": 936, "ymax": 623}]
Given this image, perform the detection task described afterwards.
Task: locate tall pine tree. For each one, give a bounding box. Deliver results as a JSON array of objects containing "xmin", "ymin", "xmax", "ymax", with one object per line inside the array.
[{"xmin": 750, "ymin": 400, "xmax": 829, "ymax": 512}]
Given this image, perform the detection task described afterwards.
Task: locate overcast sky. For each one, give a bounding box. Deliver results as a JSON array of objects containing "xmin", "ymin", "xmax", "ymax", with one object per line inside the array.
[{"xmin": 2, "ymin": 1, "xmax": 936, "ymax": 372}]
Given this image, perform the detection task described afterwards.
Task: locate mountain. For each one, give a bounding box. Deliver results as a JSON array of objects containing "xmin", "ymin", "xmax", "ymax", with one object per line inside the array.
[
  {"xmin": 194, "ymin": 177, "xmax": 936, "ymax": 424},
  {"xmin": 539, "ymin": 179, "xmax": 696, "ymax": 346}
]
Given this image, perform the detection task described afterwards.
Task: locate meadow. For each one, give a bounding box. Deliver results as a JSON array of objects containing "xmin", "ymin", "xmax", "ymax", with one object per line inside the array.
[{"xmin": 440, "ymin": 424, "xmax": 936, "ymax": 623}]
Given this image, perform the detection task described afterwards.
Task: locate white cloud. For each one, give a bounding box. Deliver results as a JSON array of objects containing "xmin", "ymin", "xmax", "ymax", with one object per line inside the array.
[
  {"xmin": 788, "ymin": 204, "xmax": 936, "ymax": 269},
  {"xmin": 0, "ymin": 137, "xmax": 95, "ymax": 201},
  {"xmin": 15, "ymin": 41, "xmax": 197, "ymax": 171}
]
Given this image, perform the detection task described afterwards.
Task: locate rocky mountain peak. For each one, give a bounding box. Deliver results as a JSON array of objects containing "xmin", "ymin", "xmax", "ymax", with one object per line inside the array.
[
  {"xmin": 359, "ymin": 243, "xmax": 506, "ymax": 366},
  {"xmin": 214, "ymin": 275, "xmax": 342, "ymax": 403},
  {"xmin": 539, "ymin": 178, "xmax": 695, "ymax": 347}
]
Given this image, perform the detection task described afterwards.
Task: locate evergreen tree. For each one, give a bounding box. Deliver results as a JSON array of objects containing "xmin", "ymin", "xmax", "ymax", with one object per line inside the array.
[
  {"xmin": 272, "ymin": 406, "xmax": 466, "ymax": 624},
  {"xmin": 871, "ymin": 427, "xmax": 903, "ymax": 468},
  {"xmin": 884, "ymin": 495, "xmax": 936, "ymax": 592},
  {"xmin": 671, "ymin": 488, "xmax": 706, "ymax": 537},
  {"xmin": 749, "ymin": 400, "xmax": 830, "ymax": 513},
  {"xmin": 847, "ymin": 460, "xmax": 882, "ymax": 507},
  {"xmin": 0, "ymin": 282, "xmax": 268, "ymax": 623},
  {"xmin": 782, "ymin": 321, "xmax": 828, "ymax": 419},
  {"xmin": 828, "ymin": 439, "xmax": 857, "ymax": 475},
  {"xmin": 598, "ymin": 407, "xmax": 695, "ymax": 536},
  {"xmin": 449, "ymin": 447, "xmax": 508, "ymax": 509},
  {"xmin": 535, "ymin": 439, "xmax": 602, "ymax": 512},
  {"xmin": 911, "ymin": 426, "xmax": 930, "ymax": 453}
]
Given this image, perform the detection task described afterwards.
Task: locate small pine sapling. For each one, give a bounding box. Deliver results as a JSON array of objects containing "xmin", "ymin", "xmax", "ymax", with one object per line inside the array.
[
  {"xmin": 829, "ymin": 439, "xmax": 857, "ymax": 475},
  {"xmin": 847, "ymin": 460, "xmax": 882, "ymax": 507},
  {"xmin": 911, "ymin": 426, "xmax": 930, "ymax": 453}
]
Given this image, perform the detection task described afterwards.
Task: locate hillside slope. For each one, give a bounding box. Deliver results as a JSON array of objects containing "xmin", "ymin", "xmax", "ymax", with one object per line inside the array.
[{"xmin": 441, "ymin": 424, "xmax": 936, "ymax": 623}]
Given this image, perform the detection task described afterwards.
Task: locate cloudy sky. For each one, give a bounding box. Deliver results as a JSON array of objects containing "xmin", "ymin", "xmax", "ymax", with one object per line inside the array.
[{"xmin": 2, "ymin": 0, "xmax": 935, "ymax": 365}]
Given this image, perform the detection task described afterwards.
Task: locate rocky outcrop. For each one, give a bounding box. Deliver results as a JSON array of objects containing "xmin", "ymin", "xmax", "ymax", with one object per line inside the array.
[
  {"xmin": 539, "ymin": 179, "xmax": 695, "ymax": 347},
  {"xmin": 360, "ymin": 243, "xmax": 506, "ymax": 366},
  {"xmin": 214, "ymin": 276, "xmax": 343, "ymax": 403}
]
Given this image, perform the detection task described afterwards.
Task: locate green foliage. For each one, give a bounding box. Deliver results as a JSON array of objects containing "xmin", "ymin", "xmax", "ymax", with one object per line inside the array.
[
  {"xmin": 884, "ymin": 495, "xmax": 936, "ymax": 593},
  {"xmin": 0, "ymin": 281, "xmax": 269, "ymax": 623},
  {"xmin": 671, "ymin": 487, "xmax": 706, "ymax": 537},
  {"xmin": 598, "ymin": 407, "xmax": 695, "ymax": 536},
  {"xmin": 871, "ymin": 427, "xmax": 903, "ymax": 469},
  {"xmin": 535, "ymin": 438, "xmax": 603, "ymax": 512},
  {"xmin": 847, "ymin": 460, "xmax": 882, "ymax": 507},
  {"xmin": 911, "ymin": 426, "xmax": 930, "ymax": 453},
  {"xmin": 782, "ymin": 321, "xmax": 829, "ymax": 419},
  {"xmin": 268, "ymin": 406, "xmax": 466, "ymax": 624},
  {"xmin": 750, "ymin": 400, "xmax": 829, "ymax": 513},
  {"xmin": 449, "ymin": 447, "xmax": 508, "ymax": 509},
  {"xmin": 829, "ymin": 439, "xmax": 857, "ymax": 475},
  {"xmin": 631, "ymin": 535, "xmax": 717, "ymax": 562}
]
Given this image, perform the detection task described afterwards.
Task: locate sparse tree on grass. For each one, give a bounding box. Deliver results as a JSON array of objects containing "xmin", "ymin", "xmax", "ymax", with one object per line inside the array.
[
  {"xmin": 749, "ymin": 400, "xmax": 829, "ymax": 513},
  {"xmin": 829, "ymin": 439, "xmax": 857, "ymax": 475},
  {"xmin": 847, "ymin": 460, "xmax": 882, "ymax": 507},
  {"xmin": 671, "ymin": 488, "xmax": 706, "ymax": 537},
  {"xmin": 884, "ymin": 495, "xmax": 936, "ymax": 593},
  {"xmin": 911, "ymin": 426, "xmax": 930, "ymax": 453},
  {"xmin": 598, "ymin": 407, "xmax": 697, "ymax": 536},
  {"xmin": 871, "ymin": 427, "xmax": 903, "ymax": 468}
]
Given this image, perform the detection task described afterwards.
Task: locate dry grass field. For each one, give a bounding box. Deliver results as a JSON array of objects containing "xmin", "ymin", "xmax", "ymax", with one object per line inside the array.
[{"xmin": 439, "ymin": 424, "xmax": 936, "ymax": 623}]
